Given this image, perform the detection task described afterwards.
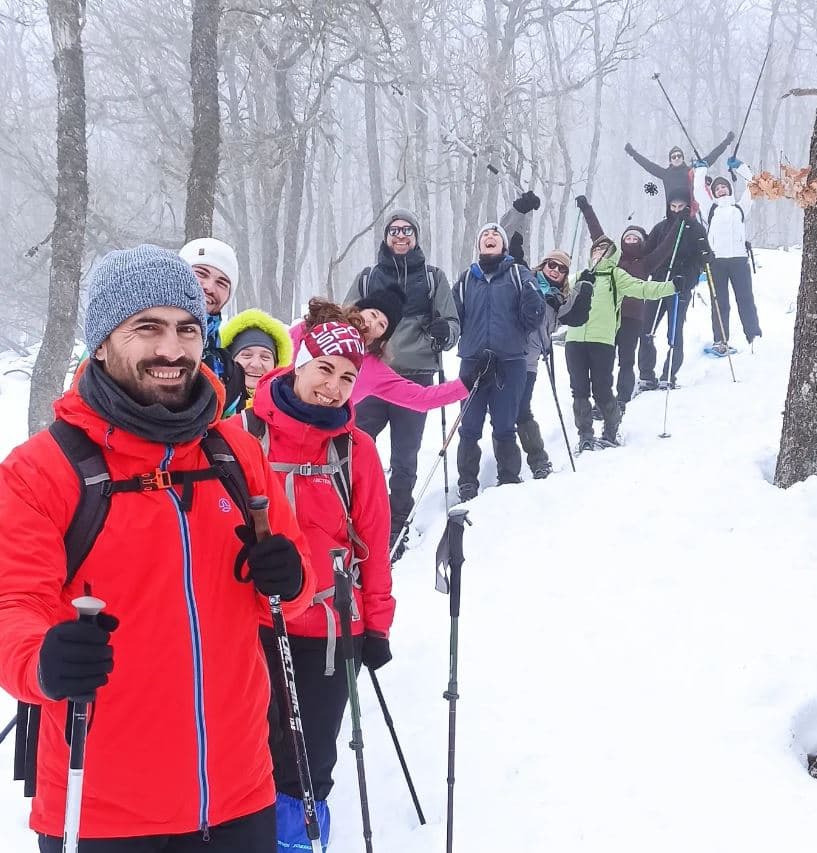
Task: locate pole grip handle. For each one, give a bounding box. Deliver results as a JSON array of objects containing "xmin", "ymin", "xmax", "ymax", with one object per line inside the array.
[{"xmin": 249, "ymin": 495, "xmax": 272, "ymax": 540}]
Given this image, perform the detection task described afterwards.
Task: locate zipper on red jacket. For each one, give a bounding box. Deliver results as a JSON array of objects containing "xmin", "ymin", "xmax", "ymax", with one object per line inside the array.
[{"xmin": 160, "ymin": 445, "xmax": 210, "ymax": 837}]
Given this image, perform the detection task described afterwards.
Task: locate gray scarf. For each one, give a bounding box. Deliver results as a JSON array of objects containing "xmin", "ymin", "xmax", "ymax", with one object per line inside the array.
[{"xmin": 79, "ymin": 359, "xmax": 218, "ymax": 445}]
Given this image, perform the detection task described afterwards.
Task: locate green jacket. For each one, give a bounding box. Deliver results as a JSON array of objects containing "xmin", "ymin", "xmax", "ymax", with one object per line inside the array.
[{"xmin": 565, "ymin": 248, "xmax": 676, "ymax": 346}]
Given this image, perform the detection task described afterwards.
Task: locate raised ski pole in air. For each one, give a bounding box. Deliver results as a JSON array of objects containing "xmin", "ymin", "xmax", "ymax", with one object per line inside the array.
[
  {"xmin": 249, "ymin": 496, "xmax": 323, "ymax": 853},
  {"xmin": 651, "ymin": 72, "xmax": 702, "ymax": 162},
  {"xmin": 435, "ymin": 506, "xmax": 471, "ymax": 853},
  {"xmin": 63, "ymin": 595, "xmax": 106, "ymax": 853}
]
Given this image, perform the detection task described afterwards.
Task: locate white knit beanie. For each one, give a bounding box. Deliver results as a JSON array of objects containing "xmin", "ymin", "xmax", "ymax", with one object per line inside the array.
[{"xmin": 179, "ymin": 238, "xmax": 239, "ymax": 296}]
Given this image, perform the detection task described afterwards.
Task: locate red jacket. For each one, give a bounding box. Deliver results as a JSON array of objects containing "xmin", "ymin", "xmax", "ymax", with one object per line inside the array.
[
  {"xmin": 249, "ymin": 369, "xmax": 395, "ymax": 639},
  {"xmin": 0, "ymin": 367, "xmax": 315, "ymax": 839}
]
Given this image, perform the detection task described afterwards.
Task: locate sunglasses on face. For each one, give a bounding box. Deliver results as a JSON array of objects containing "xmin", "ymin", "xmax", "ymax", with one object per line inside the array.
[
  {"xmin": 545, "ymin": 260, "xmax": 569, "ymax": 274},
  {"xmin": 387, "ymin": 225, "xmax": 415, "ymax": 237},
  {"xmin": 670, "ymin": 153, "xmax": 683, "ymax": 160}
]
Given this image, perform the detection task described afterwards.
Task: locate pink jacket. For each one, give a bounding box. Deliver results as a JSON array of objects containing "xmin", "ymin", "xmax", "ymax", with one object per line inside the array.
[{"xmin": 289, "ymin": 321, "xmax": 468, "ymax": 413}]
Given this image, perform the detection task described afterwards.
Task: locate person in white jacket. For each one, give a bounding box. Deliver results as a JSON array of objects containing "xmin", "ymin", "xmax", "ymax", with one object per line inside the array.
[{"xmin": 693, "ymin": 159, "xmax": 762, "ymax": 353}]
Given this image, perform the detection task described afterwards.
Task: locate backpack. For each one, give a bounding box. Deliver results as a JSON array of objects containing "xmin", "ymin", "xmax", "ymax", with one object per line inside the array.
[
  {"xmin": 14, "ymin": 419, "xmax": 255, "ymax": 797},
  {"xmin": 454, "ymin": 263, "xmax": 527, "ymax": 327},
  {"xmin": 707, "ymin": 203, "xmax": 745, "ymax": 228},
  {"xmin": 358, "ymin": 265, "xmax": 437, "ymax": 305},
  {"xmin": 241, "ymin": 409, "xmax": 365, "ymax": 677}
]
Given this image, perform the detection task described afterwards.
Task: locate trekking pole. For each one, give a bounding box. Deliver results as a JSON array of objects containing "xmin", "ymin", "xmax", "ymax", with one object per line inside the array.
[
  {"xmin": 569, "ymin": 204, "xmax": 583, "ymax": 261},
  {"xmin": 63, "ymin": 595, "xmax": 106, "ymax": 853},
  {"xmin": 330, "ymin": 547, "xmax": 373, "ymax": 853},
  {"xmin": 730, "ymin": 43, "xmax": 771, "ymax": 180},
  {"xmin": 545, "ymin": 350, "xmax": 575, "ymax": 473},
  {"xmin": 368, "ymin": 669, "xmax": 426, "ymax": 826},
  {"xmin": 651, "ymin": 72, "xmax": 702, "ymax": 161},
  {"xmin": 248, "ymin": 496, "xmax": 323, "ymax": 853},
  {"xmin": 659, "ymin": 292, "xmax": 680, "ymax": 438},
  {"xmin": 434, "ymin": 342, "xmax": 451, "ymax": 510},
  {"xmin": 434, "ymin": 506, "xmax": 471, "ymax": 853},
  {"xmin": 703, "ymin": 262, "xmax": 737, "ymax": 383},
  {"xmin": 650, "ymin": 219, "xmax": 687, "ymax": 336},
  {"xmin": 389, "ymin": 369, "xmax": 486, "ymax": 561},
  {"xmin": 0, "ymin": 713, "xmax": 16, "ymax": 745}
]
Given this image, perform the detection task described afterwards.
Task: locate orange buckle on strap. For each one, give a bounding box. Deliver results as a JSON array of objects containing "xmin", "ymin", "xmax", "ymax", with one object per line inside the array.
[{"xmin": 139, "ymin": 469, "xmax": 173, "ymax": 490}]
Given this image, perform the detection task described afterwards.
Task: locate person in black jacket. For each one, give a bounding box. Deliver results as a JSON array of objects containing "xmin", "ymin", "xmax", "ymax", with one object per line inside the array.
[
  {"xmin": 452, "ymin": 223, "xmax": 545, "ymax": 500},
  {"xmin": 638, "ymin": 189, "xmax": 708, "ymax": 389},
  {"xmin": 624, "ymin": 131, "xmax": 734, "ymax": 205},
  {"xmin": 344, "ymin": 209, "xmax": 460, "ymax": 557}
]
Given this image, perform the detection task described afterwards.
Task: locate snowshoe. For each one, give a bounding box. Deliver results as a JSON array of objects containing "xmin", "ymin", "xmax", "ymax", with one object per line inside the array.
[
  {"xmin": 637, "ymin": 378, "xmax": 659, "ymax": 392},
  {"xmin": 532, "ymin": 461, "xmax": 553, "ymax": 479},
  {"xmin": 575, "ymin": 438, "xmax": 595, "ymax": 454},
  {"xmin": 704, "ymin": 342, "xmax": 737, "ymax": 358},
  {"xmin": 595, "ymin": 434, "xmax": 622, "ymax": 449},
  {"xmin": 658, "ymin": 378, "xmax": 679, "ymax": 390}
]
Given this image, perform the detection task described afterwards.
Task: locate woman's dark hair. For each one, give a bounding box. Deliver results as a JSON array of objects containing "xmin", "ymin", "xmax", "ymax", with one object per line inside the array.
[{"xmin": 302, "ymin": 297, "xmax": 389, "ymax": 359}]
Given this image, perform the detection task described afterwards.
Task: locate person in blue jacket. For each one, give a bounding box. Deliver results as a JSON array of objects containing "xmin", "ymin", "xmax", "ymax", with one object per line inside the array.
[{"xmin": 452, "ymin": 222, "xmax": 545, "ymax": 501}]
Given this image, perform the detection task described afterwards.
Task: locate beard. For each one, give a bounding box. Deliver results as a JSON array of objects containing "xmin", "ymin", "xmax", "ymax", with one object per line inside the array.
[{"xmin": 107, "ymin": 353, "xmax": 200, "ymax": 412}]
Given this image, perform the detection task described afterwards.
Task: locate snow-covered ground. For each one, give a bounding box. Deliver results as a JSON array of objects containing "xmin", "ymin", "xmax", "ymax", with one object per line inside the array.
[{"xmin": 2, "ymin": 248, "xmax": 817, "ymax": 851}]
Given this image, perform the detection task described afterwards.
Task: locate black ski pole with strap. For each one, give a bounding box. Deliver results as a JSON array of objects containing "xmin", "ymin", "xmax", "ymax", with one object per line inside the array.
[
  {"xmin": 435, "ymin": 506, "xmax": 471, "ymax": 853},
  {"xmin": 249, "ymin": 496, "xmax": 323, "ymax": 853},
  {"xmin": 63, "ymin": 595, "xmax": 107, "ymax": 853},
  {"xmin": 730, "ymin": 43, "xmax": 771, "ymax": 180},
  {"xmin": 367, "ymin": 668, "xmax": 426, "ymax": 825},
  {"xmin": 545, "ymin": 350, "xmax": 575, "ymax": 473},
  {"xmin": 651, "ymin": 72, "xmax": 702, "ymax": 161},
  {"xmin": 331, "ymin": 546, "xmax": 373, "ymax": 853}
]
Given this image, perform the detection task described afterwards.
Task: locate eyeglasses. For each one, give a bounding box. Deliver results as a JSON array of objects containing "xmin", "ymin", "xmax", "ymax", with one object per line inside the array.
[
  {"xmin": 387, "ymin": 225, "xmax": 415, "ymax": 237},
  {"xmin": 545, "ymin": 260, "xmax": 569, "ymax": 274},
  {"xmin": 670, "ymin": 153, "xmax": 684, "ymax": 161}
]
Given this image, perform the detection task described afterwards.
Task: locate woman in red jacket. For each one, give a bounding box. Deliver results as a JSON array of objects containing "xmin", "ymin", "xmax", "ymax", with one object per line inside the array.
[{"xmin": 249, "ymin": 320, "xmax": 395, "ymax": 850}]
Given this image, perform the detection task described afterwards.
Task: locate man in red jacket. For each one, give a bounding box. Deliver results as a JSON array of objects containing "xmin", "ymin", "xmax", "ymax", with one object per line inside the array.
[{"xmin": 0, "ymin": 244, "xmax": 314, "ymax": 851}]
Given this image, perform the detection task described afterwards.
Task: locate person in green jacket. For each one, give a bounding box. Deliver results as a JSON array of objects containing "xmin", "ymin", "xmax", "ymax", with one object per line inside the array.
[{"xmin": 566, "ymin": 236, "xmax": 678, "ymax": 451}]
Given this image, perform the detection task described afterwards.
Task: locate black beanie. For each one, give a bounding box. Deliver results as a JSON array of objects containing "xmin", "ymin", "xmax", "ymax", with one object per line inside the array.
[
  {"xmin": 355, "ymin": 285, "xmax": 406, "ymax": 342},
  {"xmin": 710, "ymin": 176, "xmax": 732, "ymax": 197}
]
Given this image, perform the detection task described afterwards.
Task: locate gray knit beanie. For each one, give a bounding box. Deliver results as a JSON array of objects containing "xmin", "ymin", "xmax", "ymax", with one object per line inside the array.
[
  {"xmin": 85, "ymin": 245, "xmax": 207, "ymax": 354},
  {"xmin": 384, "ymin": 208, "xmax": 421, "ymax": 240}
]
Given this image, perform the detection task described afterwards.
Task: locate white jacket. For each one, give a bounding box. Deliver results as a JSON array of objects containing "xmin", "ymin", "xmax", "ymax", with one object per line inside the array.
[{"xmin": 693, "ymin": 164, "xmax": 753, "ymax": 259}]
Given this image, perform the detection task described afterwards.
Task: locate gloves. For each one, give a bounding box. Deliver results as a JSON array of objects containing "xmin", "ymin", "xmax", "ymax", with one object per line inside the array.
[
  {"xmin": 361, "ymin": 632, "xmax": 392, "ymax": 671},
  {"xmin": 513, "ymin": 190, "xmax": 540, "ymax": 214},
  {"xmin": 692, "ymin": 159, "xmax": 709, "ymax": 169},
  {"xmin": 508, "ymin": 231, "xmax": 526, "ymax": 266},
  {"xmin": 578, "ymin": 269, "xmax": 596, "ymax": 285},
  {"xmin": 697, "ymin": 237, "xmax": 715, "ymax": 265},
  {"xmin": 726, "ymin": 130, "xmax": 735, "ymax": 143},
  {"xmin": 236, "ymin": 526, "xmax": 304, "ymax": 600},
  {"xmin": 545, "ymin": 289, "xmax": 564, "ymax": 311},
  {"xmin": 38, "ymin": 613, "xmax": 119, "ymax": 701},
  {"xmin": 644, "ymin": 182, "xmax": 659, "ymax": 196},
  {"xmin": 624, "ymin": 142, "xmax": 634, "ymax": 155},
  {"xmin": 575, "ymin": 195, "xmax": 589, "ymax": 211},
  {"xmin": 726, "ymin": 156, "xmax": 743, "ymax": 171},
  {"xmin": 427, "ymin": 318, "xmax": 450, "ymax": 347},
  {"xmin": 462, "ymin": 349, "xmax": 496, "ymax": 391}
]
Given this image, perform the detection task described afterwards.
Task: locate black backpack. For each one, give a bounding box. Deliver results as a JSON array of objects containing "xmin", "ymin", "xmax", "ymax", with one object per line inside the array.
[{"xmin": 14, "ymin": 419, "xmax": 255, "ymax": 797}]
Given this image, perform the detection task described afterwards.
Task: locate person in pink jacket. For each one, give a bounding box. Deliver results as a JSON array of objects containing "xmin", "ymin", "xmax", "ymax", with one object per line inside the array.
[{"xmin": 290, "ymin": 296, "xmax": 468, "ymax": 414}]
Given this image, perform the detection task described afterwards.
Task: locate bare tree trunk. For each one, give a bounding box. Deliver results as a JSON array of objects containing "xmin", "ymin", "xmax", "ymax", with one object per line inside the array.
[
  {"xmin": 774, "ymin": 108, "xmax": 817, "ymax": 488},
  {"xmin": 280, "ymin": 131, "xmax": 308, "ymax": 320},
  {"xmin": 29, "ymin": 0, "xmax": 89, "ymax": 436},
  {"xmin": 184, "ymin": 0, "xmax": 220, "ymax": 241},
  {"xmin": 363, "ymin": 59, "xmax": 384, "ymax": 256}
]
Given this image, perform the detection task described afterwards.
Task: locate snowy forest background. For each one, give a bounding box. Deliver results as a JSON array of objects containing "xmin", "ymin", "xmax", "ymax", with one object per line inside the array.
[{"xmin": 1, "ymin": 0, "xmax": 815, "ymax": 345}]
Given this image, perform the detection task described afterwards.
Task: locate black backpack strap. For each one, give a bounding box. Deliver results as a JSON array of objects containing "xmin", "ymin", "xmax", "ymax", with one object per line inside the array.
[
  {"xmin": 48, "ymin": 421, "xmax": 112, "ymax": 588},
  {"xmin": 329, "ymin": 433, "xmax": 352, "ymax": 515},
  {"xmin": 13, "ymin": 700, "xmax": 40, "ymax": 797},
  {"xmin": 241, "ymin": 409, "xmax": 270, "ymax": 456},
  {"xmin": 201, "ymin": 428, "xmax": 253, "ymax": 528},
  {"xmin": 359, "ymin": 267, "xmax": 372, "ymax": 299}
]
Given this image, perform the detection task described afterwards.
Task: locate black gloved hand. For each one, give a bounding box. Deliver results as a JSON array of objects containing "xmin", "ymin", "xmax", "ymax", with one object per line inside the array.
[
  {"xmin": 462, "ymin": 349, "xmax": 496, "ymax": 391},
  {"xmin": 38, "ymin": 613, "xmax": 119, "ymax": 701},
  {"xmin": 697, "ymin": 238, "xmax": 715, "ymax": 265},
  {"xmin": 361, "ymin": 632, "xmax": 392, "ymax": 671},
  {"xmin": 236, "ymin": 526, "xmax": 303, "ymax": 600},
  {"xmin": 578, "ymin": 269, "xmax": 596, "ymax": 285},
  {"xmin": 508, "ymin": 231, "xmax": 526, "ymax": 266},
  {"xmin": 513, "ymin": 190, "xmax": 540, "ymax": 214},
  {"xmin": 575, "ymin": 195, "xmax": 589, "ymax": 211},
  {"xmin": 427, "ymin": 318, "xmax": 450, "ymax": 347},
  {"xmin": 625, "ymin": 142, "xmax": 634, "ymax": 155},
  {"xmin": 545, "ymin": 289, "xmax": 565, "ymax": 311},
  {"xmin": 726, "ymin": 130, "xmax": 735, "ymax": 144}
]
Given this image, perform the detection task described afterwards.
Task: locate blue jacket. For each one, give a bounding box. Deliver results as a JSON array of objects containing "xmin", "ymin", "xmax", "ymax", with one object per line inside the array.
[{"xmin": 453, "ymin": 256, "xmax": 544, "ymax": 361}]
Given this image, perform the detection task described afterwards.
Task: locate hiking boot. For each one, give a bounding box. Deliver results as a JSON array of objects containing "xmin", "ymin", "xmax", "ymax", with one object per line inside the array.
[
  {"xmin": 711, "ymin": 341, "xmax": 729, "ymax": 356},
  {"xmin": 637, "ymin": 378, "xmax": 659, "ymax": 392},
  {"xmin": 457, "ymin": 483, "xmax": 478, "ymax": 502},
  {"xmin": 532, "ymin": 461, "xmax": 553, "ymax": 479},
  {"xmin": 576, "ymin": 437, "xmax": 595, "ymax": 453},
  {"xmin": 517, "ymin": 419, "xmax": 551, "ymax": 478},
  {"xmin": 493, "ymin": 437, "xmax": 523, "ymax": 485}
]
